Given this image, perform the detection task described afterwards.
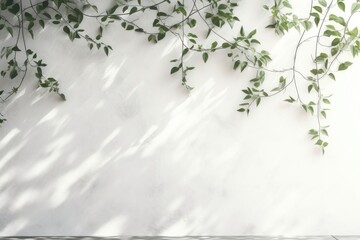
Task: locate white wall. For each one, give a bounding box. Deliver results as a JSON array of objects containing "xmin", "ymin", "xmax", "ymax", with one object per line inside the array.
[{"xmin": 1, "ymin": 0, "xmax": 360, "ymax": 236}]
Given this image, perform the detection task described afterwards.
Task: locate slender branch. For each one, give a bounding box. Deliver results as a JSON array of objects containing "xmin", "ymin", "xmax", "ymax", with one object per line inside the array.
[
  {"xmin": 314, "ymin": 0, "xmax": 334, "ymax": 141},
  {"xmin": 4, "ymin": 1, "xmax": 28, "ymax": 101}
]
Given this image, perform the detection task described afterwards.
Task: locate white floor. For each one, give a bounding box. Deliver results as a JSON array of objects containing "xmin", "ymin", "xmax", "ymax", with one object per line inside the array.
[{"xmin": 0, "ymin": 237, "xmax": 357, "ymax": 240}]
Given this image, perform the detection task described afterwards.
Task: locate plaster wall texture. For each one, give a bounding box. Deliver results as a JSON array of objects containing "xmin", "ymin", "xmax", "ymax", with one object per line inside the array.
[{"xmin": 1, "ymin": 0, "xmax": 360, "ymax": 236}]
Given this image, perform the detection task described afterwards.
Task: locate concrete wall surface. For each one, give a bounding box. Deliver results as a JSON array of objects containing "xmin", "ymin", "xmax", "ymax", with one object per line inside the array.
[{"xmin": 1, "ymin": 0, "xmax": 360, "ymax": 236}]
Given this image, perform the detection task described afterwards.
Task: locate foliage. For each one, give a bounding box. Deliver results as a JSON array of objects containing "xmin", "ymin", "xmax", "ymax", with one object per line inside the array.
[
  {"xmin": 258, "ymin": 0, "xmax": 360, "ymax": 153},
  {"xmin": 1, "ymin": 0, "xmax": 360, "ymax": 153}
]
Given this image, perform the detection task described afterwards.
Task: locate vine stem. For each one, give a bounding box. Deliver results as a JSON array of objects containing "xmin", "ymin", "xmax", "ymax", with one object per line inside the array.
[
  {"xmin": 291, "ymin": 0, "xmax": 314, "ymax": 104},
  {"xmin": 181, "ymin": 0, "xmax": 185, "ymax": 84},
  {"xmin": 314, "ymin": 0, "xmax": 334, "ymax": 141},
  {"xmin": 4, "ymin": 0, "xmax": 29, "ymax": 102},
  {"xmin": 258, "ymin": 0, "xmax": 314, "ymax": 100},
  {"xmin": 318, "ymin": 11, "xmax": 359, "ymax": 81}
]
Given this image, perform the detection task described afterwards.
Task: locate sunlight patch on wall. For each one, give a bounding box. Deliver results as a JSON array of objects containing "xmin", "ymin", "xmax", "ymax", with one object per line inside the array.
[
  {"xmin": 93, "ymin": 216, "xmax": 127, "ymax": 236},
  {"xmin": 0, "ymin": 169, "xmax": 15, "ymax": 191},
  {"xmin": 37, "ymin": 109, "xmax": 58, "ymax": 125},
  {"xmin": 0, "ymin": 128, "xmax": 20, "ymax": 151},
  {"xmin": 102, "ymin": 61, "xmax": 125, "ymax": 91},
  {"xmin": 50, "ymin": 152, "xmax": 105, "ymax": 208},
  {"xmin": 0, "ymin": 142, "xmax": 25, "ymax": 171},
  {"xmin": 10, "ymin": 189, "xmax": 39, "ymax": 212},
  {"xmin": 23, "ymin": 149, "xmax": 61, "ymax": 180},
  {"xmin": 100, "ymin": 128, "xmax": 121, "ymax": 149}
]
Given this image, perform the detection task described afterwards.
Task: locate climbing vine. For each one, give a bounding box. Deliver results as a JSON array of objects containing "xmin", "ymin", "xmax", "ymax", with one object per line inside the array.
[
  {"xmin": 1, "ymin": 0, "xmax": 360, "ymax": 153},
  {"xmin": 258, "ymin": 0, "xmax": 360, "ymax": 153}
]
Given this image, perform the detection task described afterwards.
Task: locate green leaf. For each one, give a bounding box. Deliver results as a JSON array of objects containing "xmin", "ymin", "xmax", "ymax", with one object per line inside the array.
[
  {"xmin": 329, "ymin": 14, "xmax": 346, "ymax": 26},
  {"xmin": 308, "ymin": 105, "xmax": 314, "ymax": 115},
  {"xmin": 222, "ymin": 42, "xmax": 230, "ymax": 49},
  {"xmin": 308, "ymin": 84, "xmax": 313, "ymax": 93},
  {"xmin": 63, "ymin": 26, "xmax": 70, "ymax": 34},
  {"xmin": 318, "ymin": 0, "xmax": 327, "ymax": 7},
  {"xmin": 12, "ymin": 45, "xmax": 21, "ymax": 51},
  {"xmin": 24, "ymin": 12, "xmax": 35, "ymax": 21},
  {"xmin": 284, "ymin": 96, "xmax": 295, "ymax": 103},
  {"xmin": 301, "ymin": 20, "xmax": 312, "ymax": 31},
  {"xmin": 247, "ymin": 29, "xmax": 256, "ymax": 38},
  {"xmin": 331, "ymin": 47, "xmax": 338, "ymax": 56},
  {"xmin": 5, "ymin": 0, "xmax": 14, "ymax": 7},
  {"xmin": 323, "ymin": 98, "xmax": 331, "ymax": 104},
  {"xmin": 337, "ymin": 1, "xmax": 345, "ymax": 12},
  {"xmin": 126, "ymin": 25, "xmax": 134, "ymax": 31},
  {"xmin": 338, "ymin": 61, "xmax": 352, "ymax": 71},
  {"xmin": 331, "ymin": 38, "xmax": 340, "ymax": 46},
  {"xmin": 240, "ymin": 61, "xmax": 248, "ymax": 72},
  {"xmin": 309, "ymin": 129, "xmax": 318, "ymax": 135},
  {"xmin": 53, "ymin": 0, "xmax": 62, "ymax": 8},
  {"xmin": 326, "ymin": 24, "xmax": 336, "ymax": 30},
  {"xmin": 10, "ymin": 68, "xmax": 17, "ymax": 79},
  {"xmin": 39, "ymin": 19, "xmax": 45, "ymax": 28},
  {"xmin": 8, "ymin": 3, "xmax": 19, "ymax": 14},
  {"xmin": 315, "ymin": 53, "xmax": 328, "ymax": 62},
  {"xmin": 313, "ymin": 6, "xmax": 322, "ymax": 13},
  {"xmin": 302, "ymin": 104, "xmax": 308, "ymax": 112},
  {"xmin": 348, "ymin": 27, "xmax": 358, "ymax": 39},
  {"xmin": 211, "ymin": 41, "xmax": 218, "ymax": 49},
  {"xmin": 177, "ymin": 6, "xmax": 187, "ymax": 16},
  {"xmin": 251, "ymin": 39, "xmax": 260, "ymax": 45},
  {"xmin": 233, "ymin": 60, "xmax": 240, "ymax": 70},
  {"xmin": 211, "ymin": 16, "xmax": 224, "ymax": 28},
  {"xmin": 218, "ymin": 4, "xmax": 227, "ymax": 10},
  {"xmin": 188, "ymin": 19, "xmax": 196, "ymax": 28},
  {"xmin": 310, "ymin": 68, "xmax": 324, "ymax": 75},
  {"xmin": 202, "ymin": 52, "xmax": 208, "ymax": 63},
  {"xmin": 170, "ymin": 67, "xmax": 179, "ymax": 74},
  {"xmin": 314, "ymin": 17, "xmax": 320, "ymax": 26},
  {"xmin": 328, "ymin": 73, "xmax": 336, "ymax": 80},
  {"xmin": 157, "ymin": 32, "xmax": 165, "ymax": 41},
  {"xmin": 311, "ymin": 12, "xmax": 320, "ymax": 19},
  {"xmin": 283, "ymin": 1, "xmax": 292, "ymax": 8},
  {"xmin": 256, "ymin": 97, "xmax": 261, "ymax": 106},
  {"xmin": 129, "ymin": 7, "xmax": 137, "ymax": 15},
  {"xmin": 321, "ymin": 110, "xmax": 327, "ymax": 118},
  {"xmin": 321, "ymin": 129, "xmax": 329, "ymax": 136},
  {"xmin": 240, "ymin": 26, "xmax": 245, "ymax": 36},
  {"xmin": 351, "ymin": 46, "xmax": 358, "ymax": 57},
  {"xmin": 59, "ymin": 93, "xmax": 66, "ymax": 101},
  {"xmin": 351, "ymin": 3, "xmax": 360, "ymax": 13},
  {"xmin": 157, "ymin": 12, "xmax": 167, "ymax": 17},
  {"xmin": 148, "ymin": 34, "xmax": 156, "ymax": 43}
]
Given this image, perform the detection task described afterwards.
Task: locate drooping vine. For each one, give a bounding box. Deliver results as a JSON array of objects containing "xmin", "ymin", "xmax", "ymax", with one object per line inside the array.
[
  {"xmin": 253, "ymin": 0, "xmax": 360, "ymax": 153},
  {"xmin": 1, "ymin": 0, "xmax": 360, "ymax": 153}
]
